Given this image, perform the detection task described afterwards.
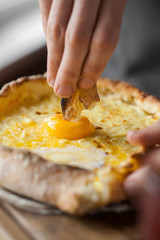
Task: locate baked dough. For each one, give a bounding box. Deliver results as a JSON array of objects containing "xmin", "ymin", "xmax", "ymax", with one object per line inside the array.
[
  {"xmin": 61, "ymin": 85, "xmax": 100, "ymax": 121},
  {"xmin": 0, "ymin": 74, "xmax": 160, "ymax": 215}
]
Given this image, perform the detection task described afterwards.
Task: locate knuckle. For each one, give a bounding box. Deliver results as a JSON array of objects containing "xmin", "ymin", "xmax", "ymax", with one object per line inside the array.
[
  {"xmin": 94, "ymin": 30, "xmax": 118, "ymax": 52},
  {"xmin": 47, "ymin": 23, "xmax": 65, "ymax": 42},
  {"xmin": 66, "ymin": 29, "xmax": 89, "ymax": 48},
  {"xmin": 85, "ymin": 64, "xmax": 102, "ymax": 76},
  {"xmin": 62, "ymin": 68, "xmax": 78, "ymax": 80}
]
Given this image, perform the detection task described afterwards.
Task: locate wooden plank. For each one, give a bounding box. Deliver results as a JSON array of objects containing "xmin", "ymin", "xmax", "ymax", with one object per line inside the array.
[
  {"xmin": 3, "ymin": 203, "xmax": 141, "ymax": 240},
  {"xmin": 0, "ymin": 203, "xmax": 31, "ymax": 240}
]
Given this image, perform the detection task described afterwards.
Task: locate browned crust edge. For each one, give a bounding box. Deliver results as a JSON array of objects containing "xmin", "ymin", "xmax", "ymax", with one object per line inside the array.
[
  {"xmin": 0, "ymin": 74, "xmax": 47, "ymax": 97},
  {"xmin": 0, "ymin": 74, "xmax": 159, "ymax": 215},
  {"xmin": 97, "ymin": 78, "xmax": 160, "ymax": 115},
  {"xmin": 0, "ymin": 74, "xmax": 51, "ymax": 117},
  {"xmin": 1, "ymin": 75, "xmax": 160, "ymax": 114}
]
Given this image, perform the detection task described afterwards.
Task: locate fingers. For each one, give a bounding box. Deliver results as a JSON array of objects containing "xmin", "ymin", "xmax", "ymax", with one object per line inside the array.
[
  {"xmin": 125, "ymin": 149, "xmax": 160, "ymax": 195},
  {"xmin": 125, "ymin": 150, "xmax": 160, "ymax": 240},
  {"xmin": 140, "ymin": 152, "xmax": 160, "ymax": 240},
  {"xmin": 40, "ymin": 0, "xmax": 127, "ymax": 97},
  {"xmin": 78, "ymin": 0, "xmax": 127, "ymax": 89},
  {"xmin": 46, "ymin": 0, "xmax": 74, "ymax": 87},
  {"xmin": 124, "ymin": 166, "xmax": 150, "ymax": 196},
  {"xmin": 144, "ymin": 148, "xmax": 160, "ymax": 176},
  {"xmin": 127, "ymin": 121, "xmax": 160, "ymax": 146},
  {"xmin": 54, "ymin": 0, "xmax": 101, "ymax": 97},
  {"xmin": 125, "ymin": 164, "xmax": 160, "ymax": 240},
  {"xmin": 38, "ymin": 0, "xmax": 52, "ymax": 35}
]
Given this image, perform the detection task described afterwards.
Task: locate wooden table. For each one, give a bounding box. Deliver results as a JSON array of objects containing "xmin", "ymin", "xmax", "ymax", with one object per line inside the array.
[{"xmin": 0, "ymin": 201, "xmax": 142, "ymax": 240}]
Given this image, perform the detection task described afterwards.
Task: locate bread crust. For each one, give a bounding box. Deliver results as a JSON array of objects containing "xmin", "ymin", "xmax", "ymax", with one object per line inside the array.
[
  {"xmin": 97, "ymin": 78, "xmax": 160, "ymax": 115},
  {"xmin": 0, "ymin": 74, "xmax": 160, "ymax": 215},
  {"xmin": 61, "ymin": 85, "xmax": 100, "ymax": 121}
]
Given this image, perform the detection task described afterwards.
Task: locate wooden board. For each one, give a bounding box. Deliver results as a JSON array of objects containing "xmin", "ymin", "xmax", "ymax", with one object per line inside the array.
[{"xmin": 0, "ymin": 201, "xmax": 142, "ymax": 240}]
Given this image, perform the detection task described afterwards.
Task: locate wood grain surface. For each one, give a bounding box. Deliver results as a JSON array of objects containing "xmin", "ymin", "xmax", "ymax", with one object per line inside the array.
[{"xmin": 0, "ymin": 201, "xmax": 142, "ymax": 240}]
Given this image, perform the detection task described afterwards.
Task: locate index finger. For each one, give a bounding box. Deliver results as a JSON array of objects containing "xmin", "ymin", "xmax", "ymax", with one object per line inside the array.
[{"xmin": 54, "ymin": 0, "xmax": 101, "ymax": 98}]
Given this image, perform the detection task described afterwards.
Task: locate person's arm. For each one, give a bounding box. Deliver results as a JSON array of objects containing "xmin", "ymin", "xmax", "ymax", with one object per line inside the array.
[
  {"xmin": 38, "ymin": 0, "xmax": 127, "ymax": 98},
  {"xmin": 125, "ymin": 121, "xmax": 160, "ymax": 240}
]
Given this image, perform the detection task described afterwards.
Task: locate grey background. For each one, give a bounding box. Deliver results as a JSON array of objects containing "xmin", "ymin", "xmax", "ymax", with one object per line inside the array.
[
  {"xmin": 102, "ymin": 0, "xmax": 160, "ymax": 97},
  {"xmin": 1, "ymin": 0, "xmax": 160, "ymax": 98}
]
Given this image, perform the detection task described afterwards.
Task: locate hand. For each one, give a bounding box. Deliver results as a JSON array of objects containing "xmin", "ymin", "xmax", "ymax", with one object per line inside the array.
[
  {"xmin": 38, "ymin": 0, "xmax": 127, "ymax": 97},
  {"xmin": 125, "ymin": 121, "xmax": 160, "ymax": 240}
]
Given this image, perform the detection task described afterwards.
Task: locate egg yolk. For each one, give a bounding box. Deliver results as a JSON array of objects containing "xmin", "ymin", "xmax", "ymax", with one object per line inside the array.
[{"xmin": 43, "ymin": 114, "xmax": 94, "ymax": 140}]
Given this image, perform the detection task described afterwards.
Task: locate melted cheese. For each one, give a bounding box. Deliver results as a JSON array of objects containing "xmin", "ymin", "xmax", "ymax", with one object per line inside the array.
[{"xmin": 0, "ymin": 92, "xmax": 157, "ymax": 171}]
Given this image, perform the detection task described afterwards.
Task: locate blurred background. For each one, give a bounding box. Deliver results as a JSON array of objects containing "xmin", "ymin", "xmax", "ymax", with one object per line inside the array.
[
  {"xmin": 103, "ymin": 0, "xmax": 160, "ymax": 98},
  {"xmin": 0, "ymin": 0, "xmax": 46, "ymax": 87},
  {"xmin": 0, "ymin": 0, "xmax": 160, "ymax": 96}
]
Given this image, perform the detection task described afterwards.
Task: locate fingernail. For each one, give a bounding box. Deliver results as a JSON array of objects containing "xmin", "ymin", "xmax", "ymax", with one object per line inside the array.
[
  {"xmin": 124, "ymin": 171, "xmax": 140, "ymax": 195},
  {"xmin": 127, "ymin": 131, "xmax": 134, "ymax": 139},
  {"xmin": 48, "ymin": 79, "xmax": 55, "ymax": 88},
  {"xmin": 56, "ymin": 86, "xmax": 73, "ymax": 98},
  {"xmin": 78, "ymin": 78, "xmax": 95, "ymax": 89},
  {"xmin": 128, "ymin": 130, "xmax": 139, "ymax": 136},
  {"xmin": 124, "ymin": 180, "xmax": 138, "ymax": 196},
  {"xmin": 127, "ymin": 130, "xmax": 139, "ymax": 141}
]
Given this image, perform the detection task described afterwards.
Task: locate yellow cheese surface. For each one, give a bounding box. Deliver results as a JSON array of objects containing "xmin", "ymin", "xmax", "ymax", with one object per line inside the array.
[{"xmin": 0, "ymin": 91, "xmax": 157, "ymax": 171}]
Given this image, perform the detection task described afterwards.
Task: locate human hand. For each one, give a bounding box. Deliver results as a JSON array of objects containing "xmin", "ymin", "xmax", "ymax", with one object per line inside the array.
[
  {"xmin": 125, "ymin": 121, "xmax": 160, "ymax": 240},
  {"xmin": 38, "ymin": 0, "xmax": 127, "ymax": 98}
]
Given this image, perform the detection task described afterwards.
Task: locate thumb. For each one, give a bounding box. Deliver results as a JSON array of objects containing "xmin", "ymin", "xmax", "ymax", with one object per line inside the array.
[{"xmin": 127, "ymin": 121, "xmax": 160, "ymax": 146}]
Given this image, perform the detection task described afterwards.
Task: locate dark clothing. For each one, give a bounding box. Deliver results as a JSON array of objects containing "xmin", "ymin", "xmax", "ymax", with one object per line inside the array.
[{"xmin": 102, "ymin": 0, "xmax": 160, "ymax": 97}]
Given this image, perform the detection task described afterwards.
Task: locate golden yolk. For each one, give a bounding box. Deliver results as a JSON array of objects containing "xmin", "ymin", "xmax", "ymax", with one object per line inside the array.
[{"xmin": 43, "ymin": 114, "xmax": 94, "ymax": 140}]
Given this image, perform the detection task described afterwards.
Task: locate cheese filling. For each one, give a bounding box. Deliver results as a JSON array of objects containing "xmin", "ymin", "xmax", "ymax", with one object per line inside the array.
[{"xmin": 0, "ymin": 92, "xmax": 157, "ymax": 171}]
